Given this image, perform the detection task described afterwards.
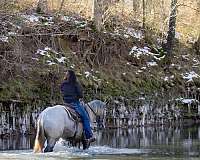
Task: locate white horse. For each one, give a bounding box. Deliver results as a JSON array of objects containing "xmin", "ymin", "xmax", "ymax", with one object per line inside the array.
[{"xmin": 33, "ymin": 100, "xmax": 106, "ymax": 153}]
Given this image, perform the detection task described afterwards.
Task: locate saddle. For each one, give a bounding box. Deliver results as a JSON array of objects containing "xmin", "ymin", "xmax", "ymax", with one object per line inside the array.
[{"xmin": 63, "ymin": 103, "xmax": 82, "ymax": 122}]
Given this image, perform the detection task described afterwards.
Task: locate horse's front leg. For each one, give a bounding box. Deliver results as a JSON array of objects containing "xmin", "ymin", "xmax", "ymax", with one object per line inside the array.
[
  {"xmin": 82, "ymin": 139, "xmax": 90, "ymax": 150},
  {"xmin": 44, "ymin": 138, "xmax": 57, "ymax": 152}
]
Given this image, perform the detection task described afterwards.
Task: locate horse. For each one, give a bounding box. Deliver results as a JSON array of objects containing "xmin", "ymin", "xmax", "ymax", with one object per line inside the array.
[{"xmin": 33, "ymin": 100, "xmax": 106, "ymax": 153}]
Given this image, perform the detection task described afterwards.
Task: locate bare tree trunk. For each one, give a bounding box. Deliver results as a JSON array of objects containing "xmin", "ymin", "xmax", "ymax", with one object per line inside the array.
[
  {"xmin": 36, "ymin": 0, "xmax": 48, "ymax": 14},
  {"xmin": 197, "ymin": 0, "xmax": 200, "ymax": 12},
  {"xmin": 92, "ymin": 0, "xmax": 103, "ymax": 31},
  {"xmin": 142, "ymin": 0, "xmax": 146, "ymax": 36},
  {"xmin": 163, "ymin": 0, "xmax": 178, "ymax": 55},
  {"xmin": 194, "ymin": 34, "xmax": 200, "ymax": 55},
  {"xmin": 59, "ymin": 0, "xmax": 65, "ymax": 13},
  {"xmin": 132, "ymin": 0, "xmax": 138, "ymax": 12},
  {"xmin": 92, "ymin": 0, "xmax": 111, "ymax": 31}
]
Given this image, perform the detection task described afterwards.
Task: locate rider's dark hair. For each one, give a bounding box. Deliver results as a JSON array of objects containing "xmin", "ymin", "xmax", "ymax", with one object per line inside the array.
[{"xmin": 64, "ymin": 70, "xmax": 77, "ymax": 84}]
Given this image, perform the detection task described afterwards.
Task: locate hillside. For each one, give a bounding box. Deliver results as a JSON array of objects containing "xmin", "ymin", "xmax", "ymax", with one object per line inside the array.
[{"xmin": 0, "ymin": 10, "xmax": 200, "ymax": 106}]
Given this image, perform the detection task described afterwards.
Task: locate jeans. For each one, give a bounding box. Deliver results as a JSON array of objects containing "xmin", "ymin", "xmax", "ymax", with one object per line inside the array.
[{"xmin": 69, "ymin": 101, "xmax": 93, "ymax": 139}]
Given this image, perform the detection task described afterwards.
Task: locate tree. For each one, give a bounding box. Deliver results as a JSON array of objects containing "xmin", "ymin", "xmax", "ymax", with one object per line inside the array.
[
  {"xmin": 92, "ymin": 0, "xmax": 111, "ymax": 31},
  {"xmin": 36, "ymin": 0, "xmax": 48, "ymax": 14},
  {"xmin": 163, "ymin": 0, "xmax": 178, "ymax": 55},
  {"xmin": 132, "ymin": 0, "xmax": 139, "ymax": 12},
  {"xmin": 142, "ymin": 0, "xmax": 146, "ymax": 30},
  {"xmin": 59, "ymin": 0, "xmax": 65, "ymax": 13}
]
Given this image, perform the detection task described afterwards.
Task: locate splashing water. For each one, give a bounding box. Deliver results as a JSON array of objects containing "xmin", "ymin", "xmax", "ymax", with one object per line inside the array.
[{"xmin": 0, "ymin": 145, "xmax": 148, "ymax": 160}]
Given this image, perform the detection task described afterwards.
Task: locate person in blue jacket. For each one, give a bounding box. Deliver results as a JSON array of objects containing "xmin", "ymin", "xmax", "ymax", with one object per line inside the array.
[{"xmin": 60, "ymin": 70, "xmax": 95, "ymax": 143}]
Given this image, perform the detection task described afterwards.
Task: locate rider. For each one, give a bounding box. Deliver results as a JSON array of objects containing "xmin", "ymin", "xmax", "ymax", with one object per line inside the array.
[{"xmin": 60, "ymin": 70, "xmax": 95, "ymax": 144}]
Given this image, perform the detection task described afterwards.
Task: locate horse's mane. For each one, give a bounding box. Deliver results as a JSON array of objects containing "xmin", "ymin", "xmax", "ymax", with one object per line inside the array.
[{"xmin": 88, "ymin": 100, "xmax": 106, "ymax": 115}]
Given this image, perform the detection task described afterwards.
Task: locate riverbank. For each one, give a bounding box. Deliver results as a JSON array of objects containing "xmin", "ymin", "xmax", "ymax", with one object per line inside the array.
[{"xmin": 0, "ymin": 96, "xmax": 200, "ymax": 136}]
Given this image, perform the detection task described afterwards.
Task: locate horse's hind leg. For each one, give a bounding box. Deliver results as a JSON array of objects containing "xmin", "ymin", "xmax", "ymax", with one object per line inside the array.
[{"xmin": 44, "ymin": 138, "xmax": 56, "ymax": 152}]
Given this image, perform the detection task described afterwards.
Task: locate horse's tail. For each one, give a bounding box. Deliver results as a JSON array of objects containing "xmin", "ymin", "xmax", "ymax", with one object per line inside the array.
[{"xmin": 33, "ymin": 116, "xmax": 45, "ymax": 153}]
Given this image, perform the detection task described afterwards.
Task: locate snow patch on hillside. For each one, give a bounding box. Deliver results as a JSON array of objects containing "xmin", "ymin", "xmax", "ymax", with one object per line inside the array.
[{"xmin": 181, "ymin": 71, "xmax": 199, "ymax": 82}]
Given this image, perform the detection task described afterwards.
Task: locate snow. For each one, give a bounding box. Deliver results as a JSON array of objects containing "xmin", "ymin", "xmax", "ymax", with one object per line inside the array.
[
  {"xmin": 163, "ymin": 75, "xmax": 174, "ymax": 81},
  {"xmin": 129, "ymin": 46, "xmax": 153, "ymax": 58},
  {"xmin": 36, "ymin": 47, "xmax": 67, "ymax": 65},
  {"xmin": 171, "ymin": 63, "xmax": 181, "ymax": 70},
  {"xmin": 164, "ymin": 77, "xmax": 169, "ymax": 81},
  {"xmin": 138, "ymin": 97, "xmax": 145, "ymax": 100},
  {"xmin": 32, "ymin": 57, "xmax": 39, "ymax": 61},
  {"xmin": 70, "ymin": 64, "xmax": 75, "ymax": 68},
  {"xmin": 36, "ymin": 47, "xmax": 52, "ymax": 56},
  {"xmin": 175, "ymin": 32, "xmax": 181, "ymax": 39},
  {"xmin": 61, "ymin": 16, "xmax": 72, "ymax": 22},
  {"xmin": 125, "ymin": 28, "xmax": 143, "ymax": 40},
  {"xmin": 46, "ymin": 60, "xmax": 56, "ymax": 65},
  {"xmin": 153, "ymin": 54, "xmax": 165, "ymax": 60},
  {"xmin": 147, "ymin": 61, "xmax": 157, "ymax": 67},
  {"xmin": 8, "ymin": 32, "xmax": 17, "ymax": 35},
  {"xmin": 192, "ymin": 58, "xmax": 200, "ymax": 67},
  {"xmin": 56, "ymin": 57, "xmax": 66, "ymax": 63},
  {"xmin": 22, "ymin": 14, "xmax": 54, "ymax": 25},
  {"xmin": 176, "ymin": 98, "xmax": 199, "ymax": 104},
  {"xmin": 182, "ymin": 55, "xmax": 190, "ymax": 60},
  {"xmin": 0, "ymin": 36, "xmax": 8, "ymax": 42},
  {"xmin": 61, "ymin": 16, "xmax": 86, "ymax": 27},
  {"xmin": 22, "ymin": 15, "xmax": 39, "ymax": 23},
  {"xmin": 85, "ymin": 71, "xmax": 91, "ymax": 78},
  {"xmin": 141, "ymin": 67, "xmax": 147, "ymax": 70},
  {"xmin": 36, "ymin": 49, "xmax": 46, "ymax": 56},
  {"xmin": 113, "ymin": 27, "xmax": 143, "ymax": 40},
  {"xmin": 182, "ymin": 71, "xmax": 199, "ymax": 82}
]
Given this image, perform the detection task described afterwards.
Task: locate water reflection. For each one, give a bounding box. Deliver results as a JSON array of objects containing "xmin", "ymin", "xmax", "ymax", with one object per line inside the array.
[
  {"xmin": 0, "ymin": 125, "xmax": 200, "ymax": 157},
  {"xmin": 95, "ymin": 125, "xmax": 200, "ymax": 156},
  {"xmin": 0, "ymin": 135, "xmax": 35, "ymax": 150}
]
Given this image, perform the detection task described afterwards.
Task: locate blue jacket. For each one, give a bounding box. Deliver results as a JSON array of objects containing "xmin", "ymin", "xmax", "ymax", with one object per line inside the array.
[{"xmin": 61, "ymin": 80, "xmax": 83, "ymax": 103}]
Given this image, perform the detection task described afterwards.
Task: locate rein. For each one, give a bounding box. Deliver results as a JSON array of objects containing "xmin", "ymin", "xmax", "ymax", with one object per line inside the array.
[{"xmin": 85, "ymin": 103, "xmax": 98, "ymax": 117}]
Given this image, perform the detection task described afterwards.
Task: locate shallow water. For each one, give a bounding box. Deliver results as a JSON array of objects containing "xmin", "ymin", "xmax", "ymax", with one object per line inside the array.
[{"xmin": 0, "ymin": 125, "xmax": 200, "ymax": 160}]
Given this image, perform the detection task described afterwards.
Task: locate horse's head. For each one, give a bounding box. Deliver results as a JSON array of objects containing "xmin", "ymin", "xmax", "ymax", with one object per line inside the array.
[{"xmin": 86, "ymin": 100, "xmax": 107, "ymax": 129}]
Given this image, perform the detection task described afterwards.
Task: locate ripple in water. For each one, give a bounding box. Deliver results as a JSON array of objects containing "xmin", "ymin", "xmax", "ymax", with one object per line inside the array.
[{"xmin": 0, "ymin": 140, "xmax": 149, "ymax": 160}]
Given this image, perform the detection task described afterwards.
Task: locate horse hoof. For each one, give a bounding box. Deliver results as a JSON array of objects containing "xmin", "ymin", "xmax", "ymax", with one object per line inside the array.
[
  {"xmin": 44, "ymin": 146, "xmax": 53, "ymax": 152},
  {"xmin": 83, "ymin": 139, "xmax": 90, "ymax": 150}
]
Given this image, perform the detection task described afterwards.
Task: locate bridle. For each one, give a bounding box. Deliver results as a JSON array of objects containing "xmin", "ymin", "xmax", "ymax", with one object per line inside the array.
[
  {"xmin": 86, "ymin": 103, "xmax": 98, "ymax": 117},
  {"xmin": 85, "ymin": 103, "xmax": 102, "ymax": 126}
]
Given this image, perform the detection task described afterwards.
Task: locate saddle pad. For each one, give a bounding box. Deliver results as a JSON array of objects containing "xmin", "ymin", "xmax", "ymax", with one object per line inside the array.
[{"xmin": 63, "ymin": 104, "xmax": 82, "ymax": 122}]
